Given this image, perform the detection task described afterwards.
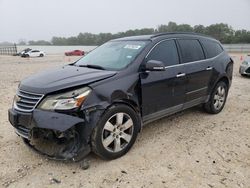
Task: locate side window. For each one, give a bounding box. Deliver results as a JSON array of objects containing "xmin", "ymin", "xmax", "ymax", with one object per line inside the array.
[
  {"xmin": 178, "ymin": 39, "xmax": 205, "ymax": 63},
  {"xmin": 201, "ymin": 40, "xmax": 224, "ymax": 58},
  {"xmin": 146, "ymin": 40, "xmax": 179, "ymax": 66}
]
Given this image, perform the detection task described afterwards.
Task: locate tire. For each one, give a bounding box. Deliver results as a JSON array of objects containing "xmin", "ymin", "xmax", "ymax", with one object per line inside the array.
[
  {"xmin": 203, "ymin": 81, "xmax": 228, "ymax": 114},
  {"xmin": 91, "ymin": 104, "xmax": 140, "ymax": 160},
  {"xmin": 39, "ymin": 54, "xmax": 44, "ymax": 57}
]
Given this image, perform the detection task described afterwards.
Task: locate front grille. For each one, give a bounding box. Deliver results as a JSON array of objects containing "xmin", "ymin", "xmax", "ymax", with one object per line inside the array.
[{"xmin": 14, "ymin": 90, "xmax": 43, "ymax": 112}]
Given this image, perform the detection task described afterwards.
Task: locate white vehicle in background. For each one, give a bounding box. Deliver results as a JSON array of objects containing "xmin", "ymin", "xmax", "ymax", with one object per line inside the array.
[
  {"xmin": 21, "ymin": 50, "xmax": 45, "ymax": 58},
  {"xmin": 239, "ymin": 55, "xmax": 250, "ymax": 76}
]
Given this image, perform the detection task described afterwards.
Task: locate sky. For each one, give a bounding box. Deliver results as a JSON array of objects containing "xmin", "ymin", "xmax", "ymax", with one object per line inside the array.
[{"xmin": 0, "ymin": 0, "xmax": 250, "ymax": 43}]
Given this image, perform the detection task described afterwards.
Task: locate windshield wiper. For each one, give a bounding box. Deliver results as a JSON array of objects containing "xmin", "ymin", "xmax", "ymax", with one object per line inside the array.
[{"xmin": 77, "ymin": 64, "xmax": 106, "ymax": 70}]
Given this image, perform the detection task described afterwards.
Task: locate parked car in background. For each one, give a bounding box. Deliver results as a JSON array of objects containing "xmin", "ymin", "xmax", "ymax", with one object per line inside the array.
[
  {"xmin": 239, "ymin": 55, "xmax": 250, "ymax": 76},
  {"xmin": 65, "ymin": 50, "xmax": 84, "ymax": 56},
  {"xmin": 21, "ymin": 50, "xmax": 45, "ymax": 58},
  {"xmin": 8, "ymin": 33, "xmax": 233, "ymax": 161},
  {"xmin": 14, "ymin": 48, "xmax": 32, "ymax": 56}
]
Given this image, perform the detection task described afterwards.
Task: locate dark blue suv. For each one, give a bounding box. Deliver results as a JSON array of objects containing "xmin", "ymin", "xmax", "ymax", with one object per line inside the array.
[{"xmin": 8, "ymin": 33, "xmax": 233, "ymax": 160}]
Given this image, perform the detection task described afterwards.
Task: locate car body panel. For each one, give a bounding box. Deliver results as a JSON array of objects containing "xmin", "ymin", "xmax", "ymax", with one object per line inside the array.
[
  {"xmin": 21, "ymin": 50, "xmax": 45, "ymax": 57},
  {"xmin": 8, "ymin": 108, "xmax": 84, "ymax": 133},
  {"xmin": 8, "ymin": 33, "xmax": 233, "ymax": 161},
  {"xmin": 239, "ymin": 56, "xmax": 250, "ymax": 75},
  {"xmin": 20, "ymin": 65, "xmax": 117, "ymax": 94},
  {"xmin": 140, "ymin": 64, "xmax": 187, "ymax": 117},
  {"xmin": 184, "ymin": 59, "xmax": 214, "ymax": 101},
  {"xmin": 239, "ymin": 64, "xmax": 250, "ymax": 75}
]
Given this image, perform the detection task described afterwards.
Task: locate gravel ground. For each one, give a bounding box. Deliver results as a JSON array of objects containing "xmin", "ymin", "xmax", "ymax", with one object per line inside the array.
[{"xmin": 0, "ymin": 54, "xmax": 249, "ymax": 188}]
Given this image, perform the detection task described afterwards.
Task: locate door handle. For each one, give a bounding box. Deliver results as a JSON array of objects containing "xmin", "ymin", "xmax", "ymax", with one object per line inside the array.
[
  {"xmin": 176, "ymin": 73, "xmax": 186, "ymax": 78},
  {"xmin": 206, "ymin": 67, "xmax": 213, "ymax": 71}
]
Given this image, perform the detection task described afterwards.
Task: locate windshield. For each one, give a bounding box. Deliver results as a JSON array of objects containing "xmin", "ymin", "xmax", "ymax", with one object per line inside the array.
[{"xmin": 75, "ymin": 41, "xmax": 148, "ymax": 70}]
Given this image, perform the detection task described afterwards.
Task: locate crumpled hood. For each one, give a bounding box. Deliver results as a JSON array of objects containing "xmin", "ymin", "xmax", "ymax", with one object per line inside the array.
[{"xmin": 20, "ymin": 65, "xmax": 117, "ymax": 94}]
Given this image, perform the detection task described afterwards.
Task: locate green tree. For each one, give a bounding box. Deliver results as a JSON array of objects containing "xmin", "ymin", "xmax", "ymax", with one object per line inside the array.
[
  {"xmin": 28, "ymin": 40, "xmax": 51, "ymax": 45},
  {"xmin": 48, "ymin": 22, "xmax": 250, "ymax": 45},
  {"xmin": 194, "ymin": 25, "xmax": 206, "ymax": 34},
  {"xmin": 205, "ymin": 23, "xmax": 234, "ymax": 42}
]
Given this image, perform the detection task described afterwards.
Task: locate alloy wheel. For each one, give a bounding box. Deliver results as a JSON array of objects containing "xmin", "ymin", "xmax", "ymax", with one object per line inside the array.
[
  {"xmin": 101, "ymin": 113, "xmax": 134, "ymax": 153},
  {"xmin": 213, "ymin": 86, "xmax": 226, "ymax": 110}
]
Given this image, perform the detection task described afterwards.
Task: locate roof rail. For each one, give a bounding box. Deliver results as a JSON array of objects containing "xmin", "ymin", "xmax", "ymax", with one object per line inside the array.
[{"xmin": 150, "ymin": 32, "xmax": 211, "ymax": 39}]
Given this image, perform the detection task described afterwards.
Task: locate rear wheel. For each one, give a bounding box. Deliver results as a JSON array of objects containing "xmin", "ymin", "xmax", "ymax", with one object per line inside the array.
[
  {"xmin": 39, "ymin": 54, "xmax": 44, "ymax": 57},
  {"xmin": 91, "ymin": 104, "xmax": 140, "ymax": 160},
  {"xmin": 204, "ymin": 81, "xmax": 228, "ymax": 114}
]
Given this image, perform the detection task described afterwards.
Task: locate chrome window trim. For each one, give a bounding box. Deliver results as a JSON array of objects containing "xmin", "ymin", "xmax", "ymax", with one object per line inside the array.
[
  {"xmin": 163, "ymin": 52, "xmax": 224, "ymax": 69},
  {"xmin": 145, "ymin": 37, "xmax": 224, "ymax": 69},
  {"xmin": 145, "ymin": 38, "xmax": 176, "ymax": 59}
]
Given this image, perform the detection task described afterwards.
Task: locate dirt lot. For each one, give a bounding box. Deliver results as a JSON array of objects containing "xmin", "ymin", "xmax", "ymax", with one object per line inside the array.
[{"xmin": 0, "ymin": 54, "xmax": 249, "ymax": 188}]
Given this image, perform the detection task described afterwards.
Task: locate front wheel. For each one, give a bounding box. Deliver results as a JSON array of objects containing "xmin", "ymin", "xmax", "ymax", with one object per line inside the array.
[
  {"xmin": 203, "ymin": 81, "xmax": 228, "ymax": 114},
  {"xmin": 91, "ymin": 104, "xmax": 140, "ymax": 160}
]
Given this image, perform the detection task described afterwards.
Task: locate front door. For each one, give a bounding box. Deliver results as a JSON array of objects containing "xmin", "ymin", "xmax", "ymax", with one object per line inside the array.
[{"xmin": 140, "ymin": 39, "xmax": 187, "ymax": 122}]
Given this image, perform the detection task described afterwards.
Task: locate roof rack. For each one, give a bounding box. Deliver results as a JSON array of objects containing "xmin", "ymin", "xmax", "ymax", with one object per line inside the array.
[{"xmin": 150, "ymin": 32, "xmax": 211, "ymax": 39}]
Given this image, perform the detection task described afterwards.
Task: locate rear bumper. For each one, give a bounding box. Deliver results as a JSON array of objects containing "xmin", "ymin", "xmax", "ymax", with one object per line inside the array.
[{"xmin": 8, "ymin": 108, "xmax": 91, "ymax": 161}]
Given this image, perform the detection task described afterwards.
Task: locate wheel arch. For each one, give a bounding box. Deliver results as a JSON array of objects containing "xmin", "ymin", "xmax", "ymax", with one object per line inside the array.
[
  {"xmin": 212, "ymin": 74, "xmax": 230, "ymax": 90},
  {"xmin": 109, "ymin": 99, "xmax": 142, "ymax": 131},
  {"xmin": 204, "ymin": 75, "xmax": 229, "ymax": 114},
  {"xmin": 208, "ymin": 74, "xmax": 230, "ymax": 99},
  {"xmin": 218, "ymin": 76, "xmax": 230, "ymax": 88}
]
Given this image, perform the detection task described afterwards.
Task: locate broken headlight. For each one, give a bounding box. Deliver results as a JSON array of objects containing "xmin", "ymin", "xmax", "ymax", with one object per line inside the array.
[{"xmin": 38, "ymin": 87, "xmax": 91, "ymax": 111}]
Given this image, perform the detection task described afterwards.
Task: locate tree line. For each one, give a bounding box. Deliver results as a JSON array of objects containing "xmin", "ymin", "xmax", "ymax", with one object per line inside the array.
[{"xmin": 20, "ymin": 22, "xmax": 250, "ymax": 46}]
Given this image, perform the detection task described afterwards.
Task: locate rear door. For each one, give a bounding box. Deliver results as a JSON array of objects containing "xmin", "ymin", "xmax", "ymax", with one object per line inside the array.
[
  {"xmin": 177, "ymin": 39, "xmax": 213, "ymax": 107},
  {"xmin": 140, "ymin": 39, "xmax": 187, "ymax": 121},
  {"xmin": 200, "ymin": 39, "xmax": 225, "ymax": 91}
]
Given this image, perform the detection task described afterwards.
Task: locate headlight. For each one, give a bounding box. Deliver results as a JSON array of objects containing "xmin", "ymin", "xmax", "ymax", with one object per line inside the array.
[
  {"xmin": 38, "ymin": 87, "xmax": 91, "ymax": 111},
  {"xmin": 242, "ymin": 61, "xmax": 249, "ymax": 65}
]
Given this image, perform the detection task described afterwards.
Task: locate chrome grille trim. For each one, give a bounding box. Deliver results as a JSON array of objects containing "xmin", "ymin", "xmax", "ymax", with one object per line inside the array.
[
  {"xmin": 14, "ymin": 89, "xmax": 44, "ymax": 112},
  {"xmin": 17, "ymin": 92, "xmax": 41, "ymax": 100}
]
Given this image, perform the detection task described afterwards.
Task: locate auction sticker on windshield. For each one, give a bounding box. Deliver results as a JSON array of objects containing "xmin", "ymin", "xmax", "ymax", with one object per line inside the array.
[{"xmin": 124, "ymin": 44, "xmax": 142, "ymax": 50}]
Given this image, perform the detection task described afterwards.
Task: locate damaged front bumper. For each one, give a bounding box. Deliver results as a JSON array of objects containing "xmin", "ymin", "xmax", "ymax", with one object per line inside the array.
[{"xmin": 8, "ymin": 108, "xmax": 91, "ymax": 161}]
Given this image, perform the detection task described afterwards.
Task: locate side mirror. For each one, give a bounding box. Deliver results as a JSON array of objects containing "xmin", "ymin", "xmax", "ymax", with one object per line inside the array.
[{"xmin": 145, "ymin": 60, "xmax": 165, "ymax": 71}]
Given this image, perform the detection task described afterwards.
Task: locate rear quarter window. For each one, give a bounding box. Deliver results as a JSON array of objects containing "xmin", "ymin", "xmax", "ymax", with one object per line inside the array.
[
  {"xmin": 201, "ymin": 40, "xmax": 224, "ymax": 58},
  {"xmin": 177, "ymin": 39, "xmax": 205, "ymax": 63}
]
